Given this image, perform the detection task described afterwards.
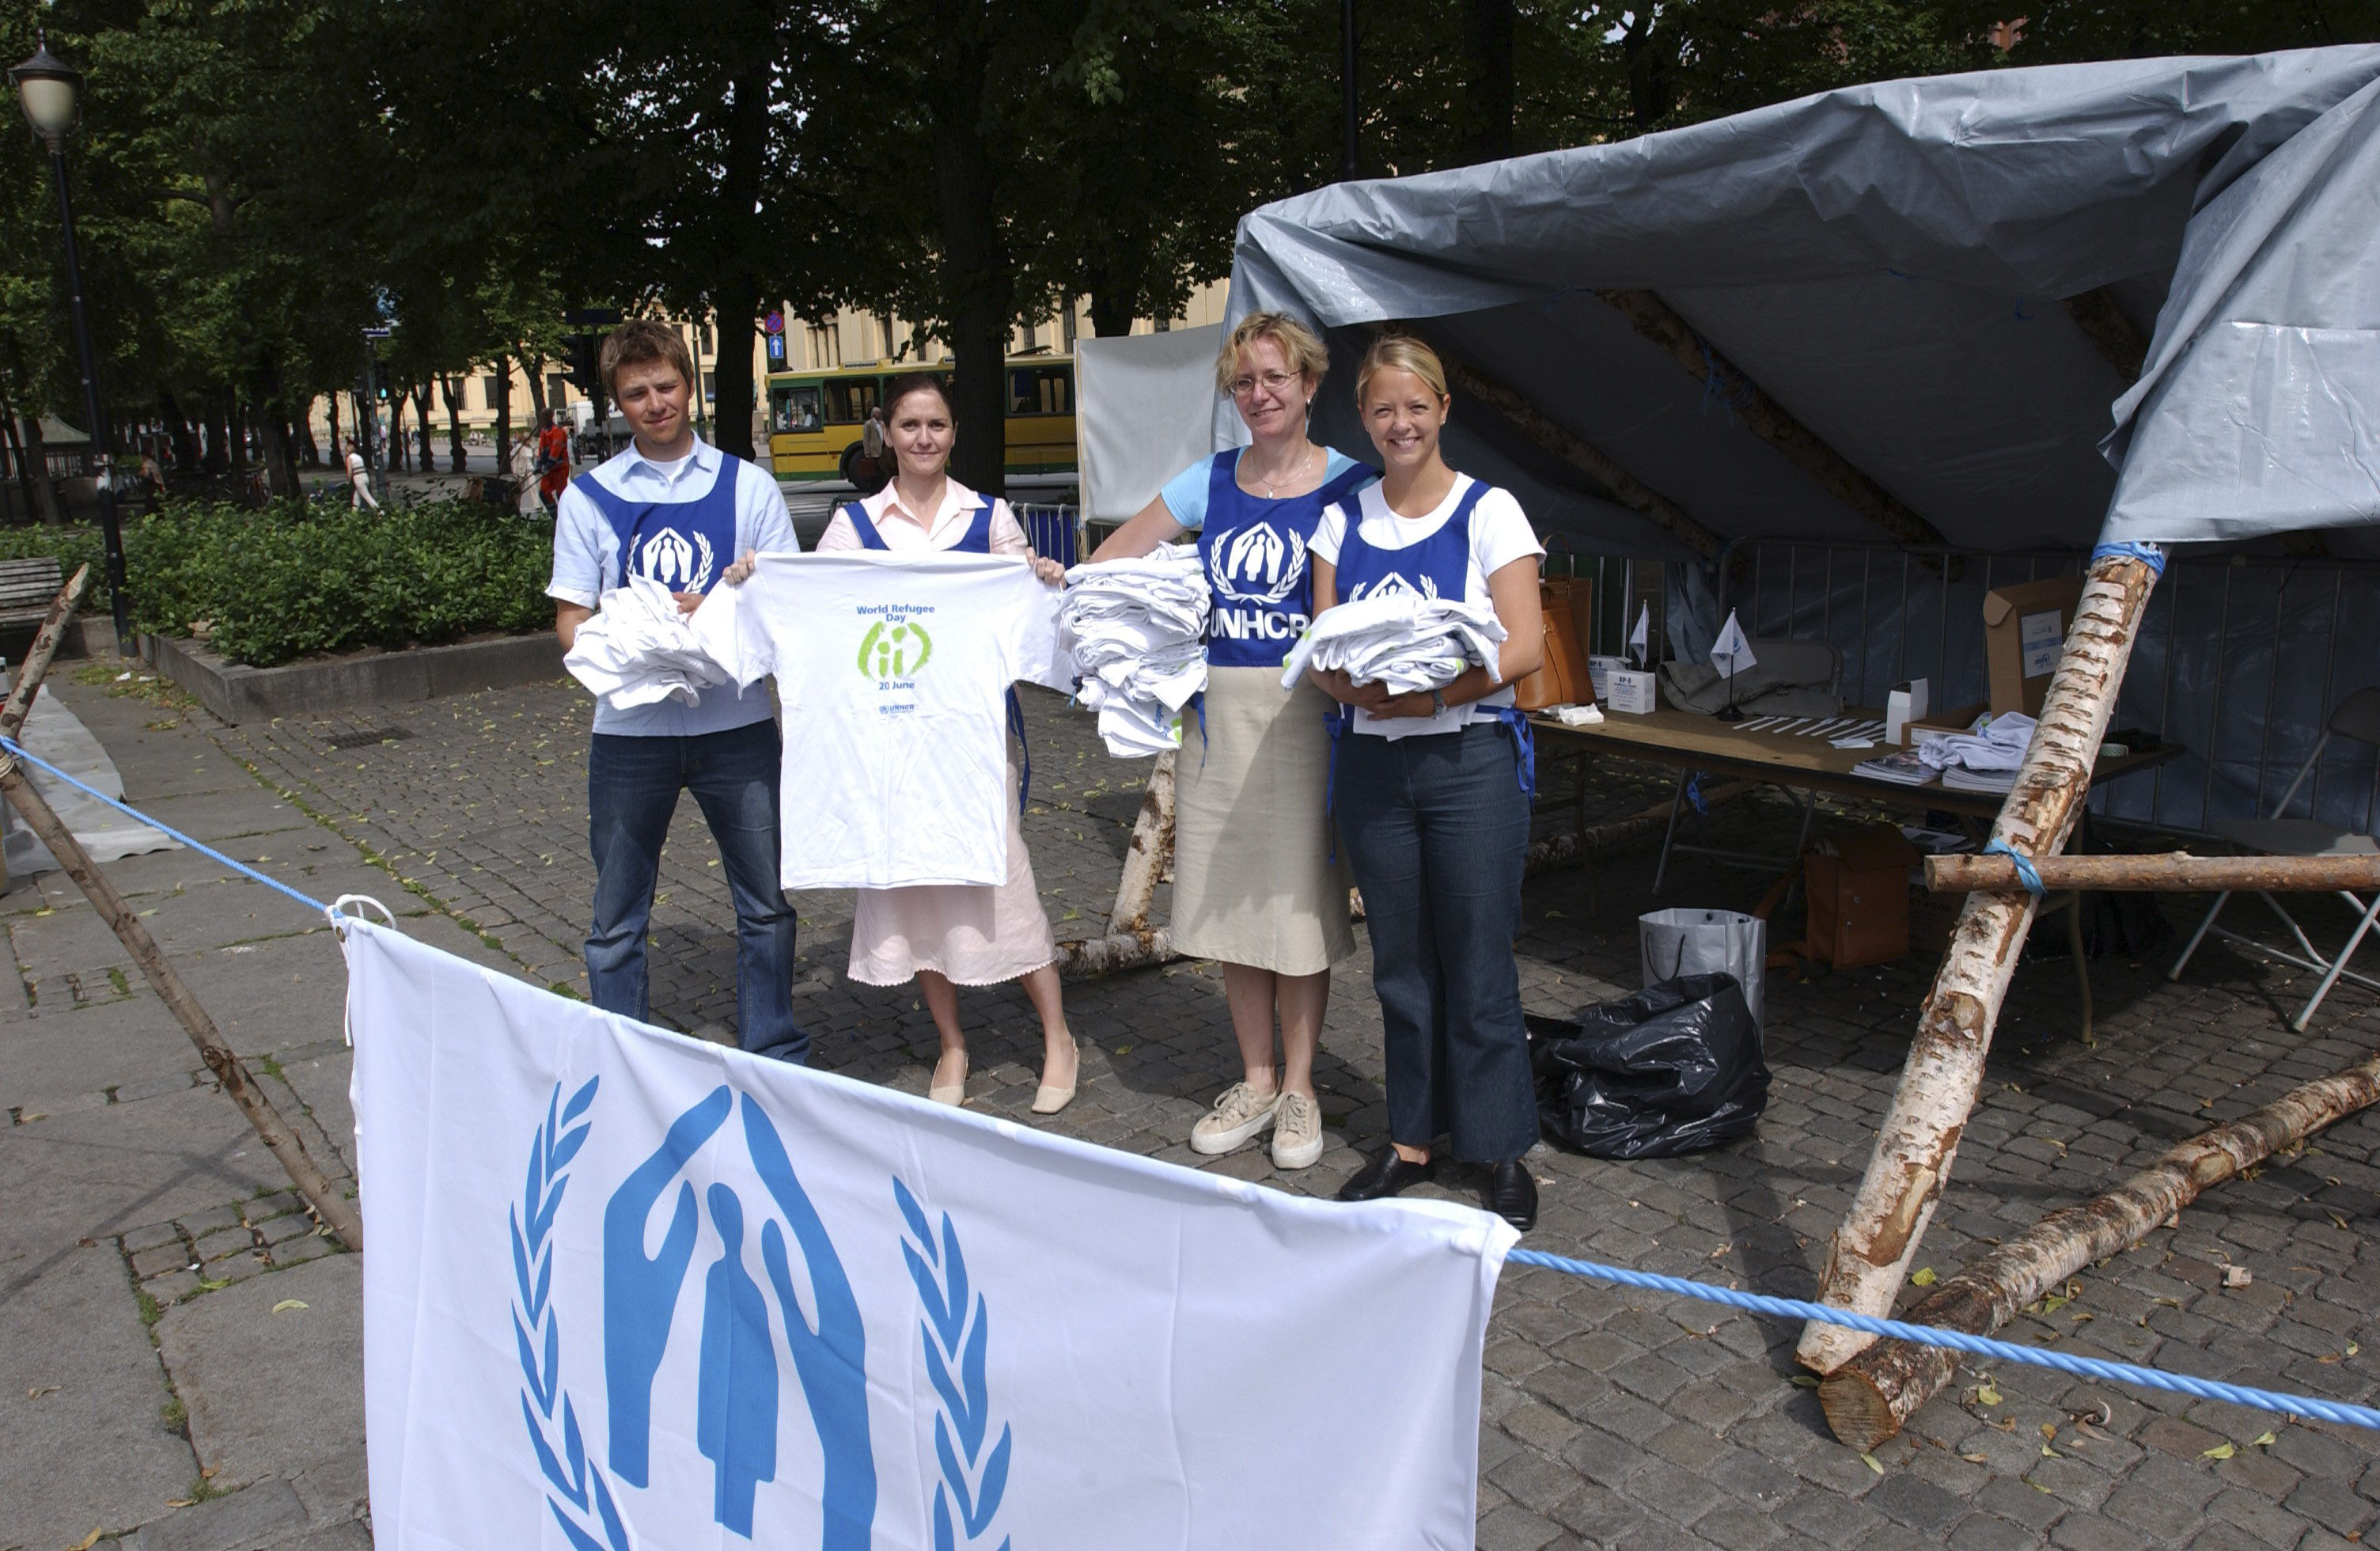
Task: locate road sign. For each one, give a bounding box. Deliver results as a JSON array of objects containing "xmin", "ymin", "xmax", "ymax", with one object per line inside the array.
[
  {"xmin": 764, "ymin": 310, "xmax": 785, "ymax": 336},
  {"xmin": 361, "ymin": 326, "xmax": 392, "ymax": 339},
  {"xmin": 766, "ymin": 333, "xmax": 787, "ymax": 365}
]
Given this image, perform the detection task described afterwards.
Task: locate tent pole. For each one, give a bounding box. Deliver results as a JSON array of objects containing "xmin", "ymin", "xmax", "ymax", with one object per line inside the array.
[{"xmin": 1795, "ymin": 545, "xmax": 2160, "ymax": 1376}]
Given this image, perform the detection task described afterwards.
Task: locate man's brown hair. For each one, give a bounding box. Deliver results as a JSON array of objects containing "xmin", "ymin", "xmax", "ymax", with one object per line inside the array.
[{"xmin": 597, "ymin": 320, "xmax": 695, "ymax": 396}]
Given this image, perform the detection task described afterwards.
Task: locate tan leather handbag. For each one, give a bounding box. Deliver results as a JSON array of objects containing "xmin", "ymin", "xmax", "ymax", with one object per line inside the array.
[{"xmin": 1516, "ymin": 574, "xmax": 1594, "ymax": 711}]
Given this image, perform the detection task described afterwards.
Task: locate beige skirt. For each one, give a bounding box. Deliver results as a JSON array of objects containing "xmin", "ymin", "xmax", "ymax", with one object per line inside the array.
[
  {"xmin": 847, "ymin": 750, "xmax": 1058, "ymax": 988},
  {"xmin": 1170, "ymin": 666, "xmax": 1355, "ymax": 975}
]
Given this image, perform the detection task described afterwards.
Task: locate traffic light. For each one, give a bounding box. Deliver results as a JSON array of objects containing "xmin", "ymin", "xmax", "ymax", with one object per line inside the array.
[
  {"xmin": 561, "ymin": 333, "xmax": 601, "ymax": 396},
  {"xmin": 376, "ymin": 382, "xmax": 390, "ymax": 402}
]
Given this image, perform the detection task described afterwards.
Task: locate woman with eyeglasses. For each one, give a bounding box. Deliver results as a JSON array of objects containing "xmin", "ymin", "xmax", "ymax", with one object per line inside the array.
[{"xmin": 1087, "ymin": 312, "xmax": 1377, "ymax": 1174}]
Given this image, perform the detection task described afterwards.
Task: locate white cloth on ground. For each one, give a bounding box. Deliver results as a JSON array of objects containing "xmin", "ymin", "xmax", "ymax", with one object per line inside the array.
[
  {"xmin": 563, "ymin": 575, "xmax": 734, "ymax": 711},
  {"xmin": 1058, "ymin": 544, "xmax": 1211, "ymax": 757}
]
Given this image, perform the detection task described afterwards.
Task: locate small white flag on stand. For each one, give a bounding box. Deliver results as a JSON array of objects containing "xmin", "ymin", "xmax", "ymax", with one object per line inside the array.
[
  {"xmin": 1709, "ymin": 609, "xmax": 1756, "ymax": 676},
  {"xmin": 1710, "ymin": 609, "xmax": 1755, "ymax": 721},
  {"xmin": 1628, "ymin": 604, "xmax": 1650, "ymax": 669}
]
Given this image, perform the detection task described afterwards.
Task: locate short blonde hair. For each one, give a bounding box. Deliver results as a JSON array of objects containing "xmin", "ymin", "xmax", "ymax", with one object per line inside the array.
[
  {"xmin": 1355, "ymin": 332, "xmax": 1450, "ymax": 406},
  {"xmin": 1215, "ymin": 311, "xmax": 1330, "ymax": 395}
]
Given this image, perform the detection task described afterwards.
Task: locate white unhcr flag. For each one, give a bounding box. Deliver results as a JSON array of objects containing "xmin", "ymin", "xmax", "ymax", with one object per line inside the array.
[
  {"xmin": 1628, "ymin": 603, "xmax": 1650, "ymax": 668},
  {"xmin": 343, "ymin": 920, "xmax": 1514, "ymax": 1549},
  {"xmin": 1709, "ymin": 609, "xmax": 1757, "ymax": 677}
]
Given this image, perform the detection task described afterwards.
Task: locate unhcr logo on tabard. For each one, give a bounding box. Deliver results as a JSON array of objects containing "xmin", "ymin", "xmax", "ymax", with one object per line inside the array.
[
  {"xmin": 635, "ymin": 527, "xmax": 717, "ymax": 592},
  {"xmin": 1207, "ymin": 521, "xmax": 1308, "ymax": 606},
  {"xmin": 1348, "ymin": 571, "xmax": 1440, "ymax": 603}
]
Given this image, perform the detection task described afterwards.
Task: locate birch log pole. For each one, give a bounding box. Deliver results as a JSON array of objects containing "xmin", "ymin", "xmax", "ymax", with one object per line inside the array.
[
  {"xmin": 1821, "ymin": 1045, "xmax": 2380, "ymax": 1449},
  {"xmin": 1525, "ymin": 779, "xmax": 1758, "ymax": 875},
  {"xmin": 1796, "ymin": 548, "xmax": 2162, "ymax": 1375},
  {"xmin": 1058, "ymin": 753, "xmax": 1179, "ymax": 979},
  {"xmin": 1928, "ymin": 851, "xmax": 2380, "ymax": 894},
  {"xmin": 0, "ymin": 579, "xmax": 364, "ymax": 1250}
]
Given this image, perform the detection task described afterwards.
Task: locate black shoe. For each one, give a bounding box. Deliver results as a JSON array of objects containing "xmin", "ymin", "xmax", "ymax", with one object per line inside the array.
[
  {"xmin": 1486, "ymin": 1159, "xmax": 1537, "ymax": 1232},
  {"xmin": 1335, "ymin": 1143, "xmax": 1437, "ymax": 1202}
]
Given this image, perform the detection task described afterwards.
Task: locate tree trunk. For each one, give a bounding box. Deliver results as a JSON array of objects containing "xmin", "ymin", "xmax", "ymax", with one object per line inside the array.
[
  {"xmin": 711, "ymin": 52, "xmax": 771, "ymax": 463},
  {"xmin": 17, "ymin": 413, "xmax": 66, "ymax": 525},
  {"xmin": 1057, "ymin": 927, "xmax": 1174, "ymax": 979},
  {"xmin": 932, "ymin": 12, "xmax": 1012, "ymax": 499},
  {"xmin": 228, "ymin": 398, "xmax": 250, "ymax": 484},
  {"xmin": 1107, "ymin": 752, "xmax": 1177, "ymax": 934},
  {"xmin": 256, "ymin": 357, "xmax": 301, "ymax": 499},
  {"xmin": 495, "ymin": 355, "xmax": 513, "ymax": 479},
  {"xmin": 324, "ymin": 393, "xmax": 341, "ymax": 471},
  {"xmin": 201, "ymin": 396, "xmax": 229, "ymax": 476},
  {"xmin": 442, "ymin": 375, "xmax": 466, "ymax": 471},
  {"xmin": 412, "ymin": 381, "xmax": 434, "ymax": 472},
  {"xmin": 1458, "ymin": 0, "xmax": 1517, "ymax": 165},
  {"xmin": 297, "ymin": 401, "xmax": 320, "ymax": 467},
  {"xmin": 157, "ymin": 392, "xmax": 194, "ymax": 474},
  {"xmin": 1821, "ymin": 1045, "xmax": 2380, "ymax": 1450},
  {"xmin": 525, "ymin": 353, "xmax": 549, "ymax": 418},
  {"xmin": 1797, "ymin": 549, "xmax": 2164, "ymax": 1375},
  {"xmin": 1928, "ymin": 851, "xmax": 2380, "ymax": 894},
  {"xmin": 1, "ymin": 397, "xmax": 36, "ymax": 524},
  {"xmin": 388, "ymin": 392, "xmax": 408, "ymax": 471}
]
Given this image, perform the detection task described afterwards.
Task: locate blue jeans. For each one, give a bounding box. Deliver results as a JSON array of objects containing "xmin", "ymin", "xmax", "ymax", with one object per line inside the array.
[
  {"xmin": 1335, "ymin": 721, "xmax": 1538, "ymax": 1162},
  {"xmin": 586, "ymin": 719, "xmax": 806, "ymax": 1064}
]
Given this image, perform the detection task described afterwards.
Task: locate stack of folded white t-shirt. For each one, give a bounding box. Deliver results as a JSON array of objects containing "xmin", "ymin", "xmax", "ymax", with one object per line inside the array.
[
  {"xmin": 563, "ymin": 575, "xmax": 733, "ymax": 711},
  {"xmin": 1916, "ymin": 710, "xmax": 2037, "ymax": 791},
  {"xmin": 1277, "ymin": 590, "xmax": 1506, "ymax": 696},
  {"xmin": 1058, "ymin": 545, "xmax": 1211, "ymax": 757}
]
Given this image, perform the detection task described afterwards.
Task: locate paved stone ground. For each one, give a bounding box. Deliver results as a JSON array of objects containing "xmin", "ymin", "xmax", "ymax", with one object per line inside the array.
[{"xmin": 5, "ymin": 667, "xmax": 2377, "ymax": 1549}]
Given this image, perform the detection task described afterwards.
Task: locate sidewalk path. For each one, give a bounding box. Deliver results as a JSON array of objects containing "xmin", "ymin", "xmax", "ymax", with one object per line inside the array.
[{"xmin": 3, "ymin": 666, "xmax": 2374, "ymax": 1550}]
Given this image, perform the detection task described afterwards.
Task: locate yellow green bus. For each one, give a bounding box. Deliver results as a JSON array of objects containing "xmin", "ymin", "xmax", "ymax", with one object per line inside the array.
[{"xmin": 764, "ymin": 356, "xmax": 1077, "ymax": 485}]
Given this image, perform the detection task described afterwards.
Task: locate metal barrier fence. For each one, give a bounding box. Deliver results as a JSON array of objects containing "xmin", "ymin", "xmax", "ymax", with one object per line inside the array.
[
  {"xmin": 1015, "ymin": 504, "xmax": 1086, "ymax": 567},
  {"xmin": 1729, "ymin": 540, "xmax": 2380, "ymax": 836}
]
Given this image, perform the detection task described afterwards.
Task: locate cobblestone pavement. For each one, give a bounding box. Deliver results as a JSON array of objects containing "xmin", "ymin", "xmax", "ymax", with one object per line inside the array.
[{"xmin": 8, "ymin": 668, "xmax": 2377, "ymax": 1549}]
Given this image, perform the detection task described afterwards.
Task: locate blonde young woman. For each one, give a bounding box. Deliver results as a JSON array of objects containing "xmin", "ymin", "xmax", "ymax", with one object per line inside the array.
[
  {"xmin": 1090, "ymin": 313, "xmax": 1378, "ymax": 1170},
  {"xmin": 1308, "ymin": 335, "xmax": 1546, "ymax": 1231},
  {"xmin": 726, "ymin": 373, "xmax": 1079, "ymax": 1113}
]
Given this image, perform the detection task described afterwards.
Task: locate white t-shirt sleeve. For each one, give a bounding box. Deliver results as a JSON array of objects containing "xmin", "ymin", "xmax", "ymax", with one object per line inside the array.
[
  {"xmin": 1309, "ymin": 499, "xmax": 1351, "ymax": 566},
  {"xmin": 996, "ymin": 563, "xmax": 1070, "ymax": 692},
  {"xmin": 547, "ymin": 484, "xmax": 605, "ymax": 608},
  {"xmin": 1470, "ymin": 487, "xmax": 1544, "ymax": 580}
]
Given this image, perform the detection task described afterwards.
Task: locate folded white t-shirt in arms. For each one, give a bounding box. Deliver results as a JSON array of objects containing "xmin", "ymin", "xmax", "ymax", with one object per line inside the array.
[{"xmin": 693, "ymin": 552, "xmax": 1064, "ymax": 890}]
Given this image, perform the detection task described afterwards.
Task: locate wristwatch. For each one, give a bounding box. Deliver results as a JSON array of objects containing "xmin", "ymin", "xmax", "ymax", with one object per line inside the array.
[{"xmin": 1429, "ymin": 687, "xmax": 1448, "ymax": 715}]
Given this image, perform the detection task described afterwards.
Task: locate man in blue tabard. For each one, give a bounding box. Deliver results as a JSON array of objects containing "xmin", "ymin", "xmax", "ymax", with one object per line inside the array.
[{"xmin": 547, "ymin": 319, "xmax": 807, "ymax": 1062}]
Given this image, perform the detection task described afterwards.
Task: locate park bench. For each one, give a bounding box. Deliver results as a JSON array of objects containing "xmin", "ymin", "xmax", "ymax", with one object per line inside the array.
[{"xmin": 0, "ymin": 556, "xmax": 85, "ymax": 663}]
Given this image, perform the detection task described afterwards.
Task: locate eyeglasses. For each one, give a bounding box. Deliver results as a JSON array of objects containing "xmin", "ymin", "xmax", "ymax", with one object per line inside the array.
[{"xmin": 1226, "ymin": 370, "xmax": 1299, "ymax": 400}]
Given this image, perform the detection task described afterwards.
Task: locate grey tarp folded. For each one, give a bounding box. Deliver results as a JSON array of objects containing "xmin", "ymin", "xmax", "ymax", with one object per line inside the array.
[{"xmin": 1220, "ymin": 47, "xmax": 2380, "ymax": 558}]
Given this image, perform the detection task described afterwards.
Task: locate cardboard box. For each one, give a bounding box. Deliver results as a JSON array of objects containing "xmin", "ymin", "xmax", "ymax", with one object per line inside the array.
[
  {"xmin": 1605, "ymin": 668, "xmax": 1658, "ymax": 715},
  {"xmin": 1587, "ymin": 655, "xmax": 1628, "ymax": 703},
  {"xmin": 1984, "ymin": 577, "xmax": 2086, "ymax": 717},
  {"xmin": 1901, "ymin": 702, "xmax": 1988, "ymax": 750}
]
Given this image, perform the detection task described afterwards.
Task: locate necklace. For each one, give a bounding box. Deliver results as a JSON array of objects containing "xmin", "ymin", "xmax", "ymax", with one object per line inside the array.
[{"xmin": 1248, "ymin": 443, "xmax": 1318, "ymax": 499}]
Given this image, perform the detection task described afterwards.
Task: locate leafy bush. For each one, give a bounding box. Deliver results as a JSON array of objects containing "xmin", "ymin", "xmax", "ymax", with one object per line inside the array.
[{"xmin": 108, "ymin": 499, "xmax": 554, "ymax": 667}]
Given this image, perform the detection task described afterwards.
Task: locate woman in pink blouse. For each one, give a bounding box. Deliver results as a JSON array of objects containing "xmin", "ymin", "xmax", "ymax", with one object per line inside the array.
[{"xmin": 813, "ymin": 374, "xmax": 1079, "ymax": 1114}]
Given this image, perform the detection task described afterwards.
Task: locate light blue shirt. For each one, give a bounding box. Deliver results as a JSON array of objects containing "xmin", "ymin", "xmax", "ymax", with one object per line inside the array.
[
  {"xmin": 1157, "ymin": 446, "xmax": 1372, "ymax": 531},
  {"xmin": 548, "ymin": 438, "xmax": 799, "ymax": 738}
]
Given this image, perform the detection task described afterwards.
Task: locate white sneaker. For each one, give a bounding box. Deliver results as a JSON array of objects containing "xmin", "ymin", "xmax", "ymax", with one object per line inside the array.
[
  {"xmin": 1190, "ymin": 1082, "xmax": 1279, "ymax": 1155},
  {"xmin": 1271, "ymin": 1091, "xmax": 1325, "ymax": 1170}
]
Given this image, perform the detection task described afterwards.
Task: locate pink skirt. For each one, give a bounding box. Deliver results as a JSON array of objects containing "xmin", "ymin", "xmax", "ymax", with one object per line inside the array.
[{"xmin": 845, "ymin": 751, "xmax": 1058, "ymax": 987}]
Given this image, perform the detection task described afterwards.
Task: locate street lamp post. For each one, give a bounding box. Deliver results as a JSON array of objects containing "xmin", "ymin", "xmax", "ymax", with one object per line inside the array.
[{"xmin": 10, "ymin": 36, "xmax": 131, "ymax": 653}]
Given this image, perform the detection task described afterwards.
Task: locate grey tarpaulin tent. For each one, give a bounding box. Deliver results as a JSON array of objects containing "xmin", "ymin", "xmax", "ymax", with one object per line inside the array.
[
  {"xmin": 1192, "ymin": 46, "xmax": 2380, "ymax": 832},
  {"xmin": 1194, "ymin": 47, "xmax": 2380, "ymax": 1395}
]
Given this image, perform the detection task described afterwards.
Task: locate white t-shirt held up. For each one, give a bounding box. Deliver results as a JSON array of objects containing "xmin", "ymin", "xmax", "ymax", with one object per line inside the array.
[{"xmin": 694, "ymin": 552, "xmax": 1063, "ymax": 890}]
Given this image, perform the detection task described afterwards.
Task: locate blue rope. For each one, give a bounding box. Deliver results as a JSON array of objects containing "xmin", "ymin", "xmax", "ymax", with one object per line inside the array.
[
  {"xmin": 1982, "ymin": 839, "xmax": 2047, "ymax": 897},
  {"xmin": 1506, "ymin": 1248, "xmax": 2380, "ymax": 1432},
  {"xmin": 0, "ymin": 735, "xmax": 330, "ymax": 917},
  {"xmin": 2090, "ymin": 540, "xmax": 2168, "ymax": 577}
]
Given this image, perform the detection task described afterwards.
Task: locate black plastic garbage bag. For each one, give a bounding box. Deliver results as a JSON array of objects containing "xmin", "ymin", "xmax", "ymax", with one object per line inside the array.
[{"xmin": 1527, "ymin": 973, "xmax": 1769, "ymax": 1159}]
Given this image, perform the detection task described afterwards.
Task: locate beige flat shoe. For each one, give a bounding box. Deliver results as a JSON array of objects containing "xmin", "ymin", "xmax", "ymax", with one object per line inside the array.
[
  {"xmin": 927, "ymin": 1052, "xmax": 968, "ymax": 1107},
  {"xmin": 1030, "ymin": 1039, "xmax": 1079, "ymax": 1116}
]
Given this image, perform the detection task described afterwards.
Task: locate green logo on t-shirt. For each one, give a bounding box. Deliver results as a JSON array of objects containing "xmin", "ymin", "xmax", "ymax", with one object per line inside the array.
[{"xmin": 857, "ymin": 618, "xmax": 933, "ymax": 679}]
